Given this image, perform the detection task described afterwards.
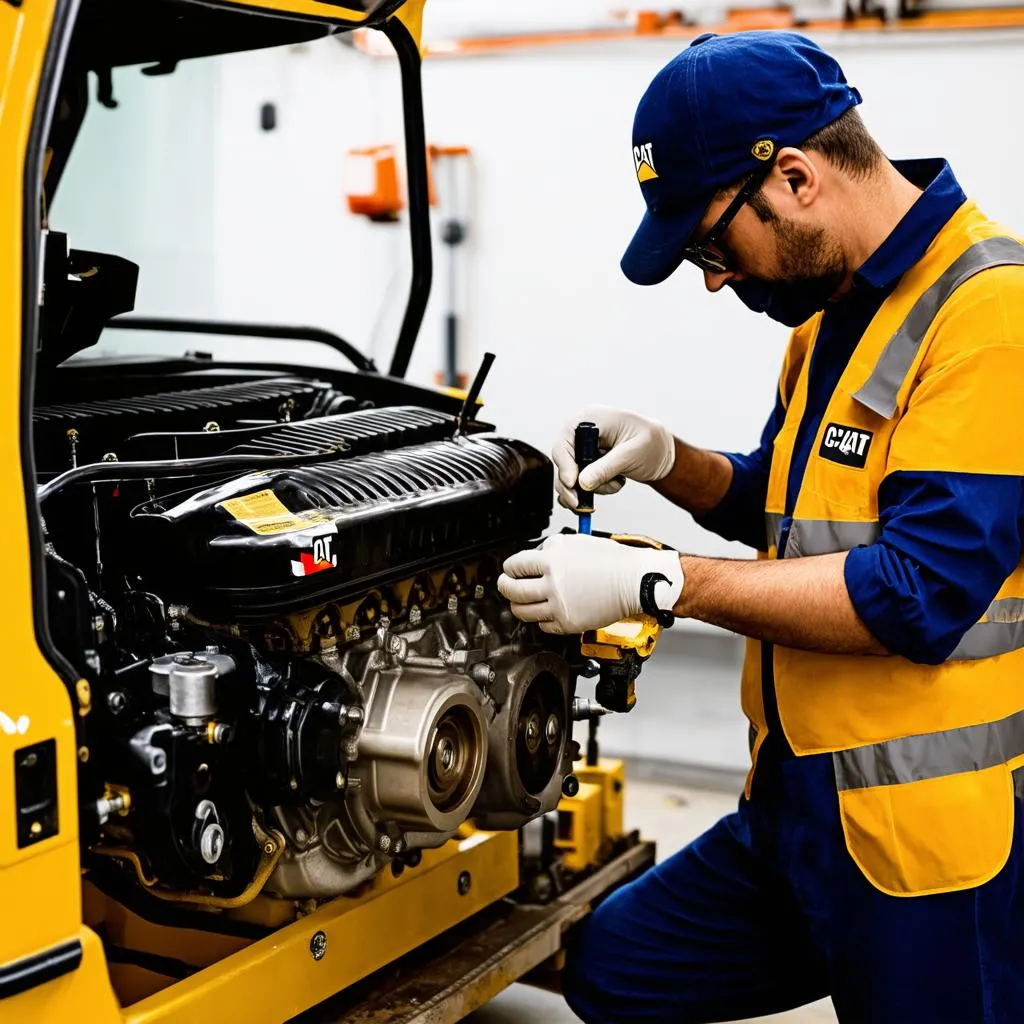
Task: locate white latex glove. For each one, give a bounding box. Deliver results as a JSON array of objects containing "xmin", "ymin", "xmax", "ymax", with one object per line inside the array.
[
  {"xmin": 497, "ymin": 534, "xmax": 684, "ymax": 635},
  {"xmin": 551, "ymin": 406, "xmax": 677, "ymax": 511}
]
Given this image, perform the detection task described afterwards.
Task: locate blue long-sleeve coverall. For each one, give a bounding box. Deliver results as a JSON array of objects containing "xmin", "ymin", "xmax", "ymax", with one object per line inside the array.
[{"xmin": 562, "ymin": 160, "xmax": 1024, "ymax": 1024}]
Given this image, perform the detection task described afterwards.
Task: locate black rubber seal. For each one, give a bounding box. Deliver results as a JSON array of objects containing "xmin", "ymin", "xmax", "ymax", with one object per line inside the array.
[{"xmin": 0, "ymin": 939, "xmax": 82, "ymax": 1002}]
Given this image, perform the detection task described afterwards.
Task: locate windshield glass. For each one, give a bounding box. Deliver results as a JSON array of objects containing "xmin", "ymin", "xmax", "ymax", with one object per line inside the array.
[{"xmin": 49, "ymin": 19, "xmax": 410, "ymax": 372}]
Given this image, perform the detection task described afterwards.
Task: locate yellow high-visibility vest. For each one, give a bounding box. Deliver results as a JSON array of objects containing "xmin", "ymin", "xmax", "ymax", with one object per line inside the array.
[{"xmin": 745, "ymin": 201, "xmax": 1024, "ymax": 896}]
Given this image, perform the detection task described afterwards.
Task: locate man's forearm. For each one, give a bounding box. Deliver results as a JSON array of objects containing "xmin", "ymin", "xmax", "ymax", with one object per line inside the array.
[
  {"xmin": 674, "ymin": 551, "xmax": 888, "ymax": 656},
  {"xmin": 652, "ymin": 438, "xmax": 734, "ymax": 514}
]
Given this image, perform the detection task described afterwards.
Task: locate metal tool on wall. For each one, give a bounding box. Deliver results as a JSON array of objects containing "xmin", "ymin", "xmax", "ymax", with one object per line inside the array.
[{"xmin": 429, "ymin": 144, "xmax": 472, "ymax": 388}]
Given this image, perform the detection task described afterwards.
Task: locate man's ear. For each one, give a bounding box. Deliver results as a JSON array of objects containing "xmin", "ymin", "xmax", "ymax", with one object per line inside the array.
[{"xmin": 774, "ymin": 147, "xmax": 820, "ymax": 207}]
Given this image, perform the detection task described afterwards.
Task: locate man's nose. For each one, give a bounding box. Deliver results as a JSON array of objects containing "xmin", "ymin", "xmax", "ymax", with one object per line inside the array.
[{"xmin": 703, "ymin": 268, "xmax": 741, "ymax": 293}]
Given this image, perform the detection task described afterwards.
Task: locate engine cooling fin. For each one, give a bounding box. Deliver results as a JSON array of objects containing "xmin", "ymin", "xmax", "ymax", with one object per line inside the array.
[
  {"xmin": 225, "ymin": 406, "xmax": 455, "ymax": 457},
  {"xmin": 121, "ymin": 405, "xmax": 459, "ymax": 464},
  {"xmin": 35, "ymin": 376, "xmax": 348, "ymax": 469}
]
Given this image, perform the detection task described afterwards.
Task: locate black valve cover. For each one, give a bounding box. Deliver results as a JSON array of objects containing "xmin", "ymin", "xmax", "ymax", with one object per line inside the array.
[{"xmin": 129, "ymin": 432, "xmax": 552, "ymax": 619}]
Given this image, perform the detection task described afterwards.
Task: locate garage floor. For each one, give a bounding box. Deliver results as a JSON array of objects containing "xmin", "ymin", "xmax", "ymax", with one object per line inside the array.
[{"xmin": 466, "ymin": 779, "xmax": 838, "ymax": 1024}]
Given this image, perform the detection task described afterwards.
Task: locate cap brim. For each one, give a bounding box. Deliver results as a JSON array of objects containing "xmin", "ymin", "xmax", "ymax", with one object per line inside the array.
[{"xmin": 620, "ymin": 203, "xmax": 703, "ymax": 286}]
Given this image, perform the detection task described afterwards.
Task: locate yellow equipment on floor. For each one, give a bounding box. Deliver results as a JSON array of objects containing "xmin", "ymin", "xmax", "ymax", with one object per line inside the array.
[{"xmin": 0, "ymin": 1, "xmax": 656, "ymax": 1021}]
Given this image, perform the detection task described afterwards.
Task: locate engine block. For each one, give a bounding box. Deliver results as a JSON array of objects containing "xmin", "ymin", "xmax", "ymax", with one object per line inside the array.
[
  {"xmin": 258, "ymin": 585, "xmax": 572, "ymax": 898},
  {"xmin": 37, "ymin": 369, "xmax": 582, "ymax": 911}
]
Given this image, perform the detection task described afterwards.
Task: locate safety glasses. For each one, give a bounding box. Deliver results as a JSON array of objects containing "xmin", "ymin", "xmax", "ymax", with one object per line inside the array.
[{"xmin": 682, "ymin": 156, "xmax": 777, "ymax": 274}]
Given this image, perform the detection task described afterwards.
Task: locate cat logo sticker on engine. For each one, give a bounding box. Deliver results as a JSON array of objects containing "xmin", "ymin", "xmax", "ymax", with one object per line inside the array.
[
  {"xmin": 219, "ymin": 489, "xmax": 333, "ymax": 535},
  {"xmin": 291, "ymin": 535, "xmax": 338, "ymax": 577}
]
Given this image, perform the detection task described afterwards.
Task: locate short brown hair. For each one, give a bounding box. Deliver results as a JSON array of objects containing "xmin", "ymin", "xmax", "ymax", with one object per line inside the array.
[
  {"xmin": 715, "ymin": 107, "xmax": 884, "ymax": 223},
  {"xmin": 799, "ymin": 107, "xmax": 884, "ymax": 178}
]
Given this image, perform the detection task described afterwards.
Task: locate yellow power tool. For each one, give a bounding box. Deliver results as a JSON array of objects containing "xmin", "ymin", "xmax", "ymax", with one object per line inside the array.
[{"xmin": 573, "ymin": 422, "xmax": 674, "ymax": 714}]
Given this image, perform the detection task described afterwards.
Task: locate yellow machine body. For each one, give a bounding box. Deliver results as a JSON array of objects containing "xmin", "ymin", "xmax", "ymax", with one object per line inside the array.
[{"xmin": 556, "ymin": 759, "xmax": 626, "ymax": 873}]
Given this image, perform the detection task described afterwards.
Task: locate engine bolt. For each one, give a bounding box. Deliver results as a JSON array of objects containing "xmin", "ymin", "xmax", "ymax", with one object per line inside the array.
[
  {"xmin": 458, "ymin": 871, "xmax": 472, "ymax": 896},
  {"xmin": 409, "ymin": 606, "xmax": 422, "ymax": 627},
  {"xmin": 335, "ymin": 771, "xmax": 346, "ymax": 790},
  {"xmin": 107, "ymin": 691, "xmax": 126, "ymax": 714},
  {"xmin": 263, "ymin": 840, "xmax": 276, "ymax": 856},
  {"xmin": 310, "ymin": 931, "xmax": 327, "ymax": 961},
  {"xmin": 545, "ymin": 714, "xmax": 560, "ymax": 745},
  {"xmin": 474, "ymin": 585, "xmax": 485, "ymax": 600},
  {"xmin": 76, "ymin": 679, "xmax": 92, "ymax": 713},
  {"xmin": 525, "ymin": 717, "xmax": 539, "ymax": 748},
  {"xmin": 387, "ymin": 635, "xmax": 408, "ymax": 662},
  {"xmin": 295, "ymin": 828, "xmax": 308, "ymax": 845},
  {"xmin": 471, "ymin": 663, "xmax": 496, "ymax": 687},
  {"xmin": 447, "ymin": 596, "xmax": 458, "ymax": 613},
  {"xmin": 377, "ymin": 834, "xmax": 392, "ymax": 854},
  {"xmin": 438, "ymin": 738, "xmax": 456, "ymax": 773},
  {"xmin": 561, "ymin": 774, "xmax": 580, "ymax": 798}
]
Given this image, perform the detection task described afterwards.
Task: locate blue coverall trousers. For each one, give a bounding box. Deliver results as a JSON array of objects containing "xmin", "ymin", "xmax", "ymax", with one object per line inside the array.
[{"xmin": 562, "ymin": 747, "xmax": 1024, "ymax": 1023}]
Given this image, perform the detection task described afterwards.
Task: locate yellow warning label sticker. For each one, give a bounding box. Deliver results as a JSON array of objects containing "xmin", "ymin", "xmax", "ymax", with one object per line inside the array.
[{"xmin": 218, "ymin": 489, "xmax": 333, "ymax": 536}]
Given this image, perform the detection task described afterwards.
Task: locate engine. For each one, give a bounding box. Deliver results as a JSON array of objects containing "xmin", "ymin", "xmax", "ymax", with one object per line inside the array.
[{"xmin": 36, "ymin": 366, "xmax": 580, "ymax": 906}]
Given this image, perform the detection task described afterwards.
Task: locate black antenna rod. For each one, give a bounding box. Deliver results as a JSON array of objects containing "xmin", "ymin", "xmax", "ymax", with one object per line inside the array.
[{"xmin": 457, "ymin": 352, "xmax": 495, "ymax": 433}]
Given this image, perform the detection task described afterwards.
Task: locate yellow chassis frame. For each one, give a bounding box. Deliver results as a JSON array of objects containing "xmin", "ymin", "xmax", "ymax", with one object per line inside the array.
[{"xmin": 92, "ymin": 831, "xmax": 519, "ymax": 1023}]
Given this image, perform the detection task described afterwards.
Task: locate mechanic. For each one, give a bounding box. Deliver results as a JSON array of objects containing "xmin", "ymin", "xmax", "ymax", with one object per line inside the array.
[{"xmin": 496, "ymin": 30, "xmax": 1024, "ymax": 1024}]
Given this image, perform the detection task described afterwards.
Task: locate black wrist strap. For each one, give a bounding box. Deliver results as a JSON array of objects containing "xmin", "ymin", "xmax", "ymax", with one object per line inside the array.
[{"xmin": 639, "ymin": 572, "xmax": 674, "ymax": 628}]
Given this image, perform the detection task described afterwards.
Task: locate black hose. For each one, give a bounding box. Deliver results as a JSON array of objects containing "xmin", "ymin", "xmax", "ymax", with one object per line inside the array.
[{"xmin": 37, "ymin": 449, "xmax": 343, "ymax": 503}]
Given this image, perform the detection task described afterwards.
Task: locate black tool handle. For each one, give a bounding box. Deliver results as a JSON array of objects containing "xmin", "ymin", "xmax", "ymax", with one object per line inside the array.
[
  {"xmin": 574, "ymin": 421, "xmax": 600, "ymax": 513},
  {"xmin": 640, "ymin": 572, "xmax": 675, "ymax": 628}
]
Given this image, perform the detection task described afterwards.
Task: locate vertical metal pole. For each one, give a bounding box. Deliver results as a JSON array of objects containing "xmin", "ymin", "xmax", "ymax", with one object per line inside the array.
[
  {"xmin": 382, "ymin": 17, "xmax": 433, "ymax": 380},
  {"xmin": 444, "ymin": 156, "xmax": 459, "ymax": 387}
]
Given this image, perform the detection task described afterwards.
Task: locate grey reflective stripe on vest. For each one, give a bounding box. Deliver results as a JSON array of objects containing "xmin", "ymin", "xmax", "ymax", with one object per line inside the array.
[
  {"xmin": 766, "ymin": 512, "xmax": 784, "ymax": 550},
  {"xmin": 852, "ymin": 237, "xmax": 1024, "ymax": 419},
  {"xmin": 833, "ymin": 706, "xmax": 1024, "ymax": 791},
  {"xmin": 784, "ymin": 519, "xmax": 879, "ymax": 558},
  {"xmin": 947, "ymin": 598, "xmax": 1024, "ymax": 661}
]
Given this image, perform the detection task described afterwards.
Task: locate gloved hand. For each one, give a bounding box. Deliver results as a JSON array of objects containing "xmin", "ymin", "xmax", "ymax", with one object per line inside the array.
[
  {"xmin": 551, "ymin": 407, "xmax": 677, "ymax": 510},
  {"xmin": 497, "ymin": 534, "xmax": 684, "ymax": 635}
]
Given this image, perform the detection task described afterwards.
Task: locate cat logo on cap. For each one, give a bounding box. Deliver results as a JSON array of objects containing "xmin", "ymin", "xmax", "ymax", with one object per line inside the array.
[
  {"xmin": 633, "ymin": 142, "xmax": 658, "ymax": 183},
  {"xmin": 751, "ymin": 139, "xmax": 775, "ymax": 162}
]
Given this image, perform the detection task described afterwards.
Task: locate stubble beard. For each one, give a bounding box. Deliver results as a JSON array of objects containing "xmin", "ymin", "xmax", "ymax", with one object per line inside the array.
[{"xmin": 770, "ymin": 217, "xmax": 848, "ymax": 303}]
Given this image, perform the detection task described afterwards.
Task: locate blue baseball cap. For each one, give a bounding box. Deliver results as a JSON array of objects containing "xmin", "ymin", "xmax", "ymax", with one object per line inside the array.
[{"xmin": 621, "ymin": 31, "xmax": 862, "ymax": 286}]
